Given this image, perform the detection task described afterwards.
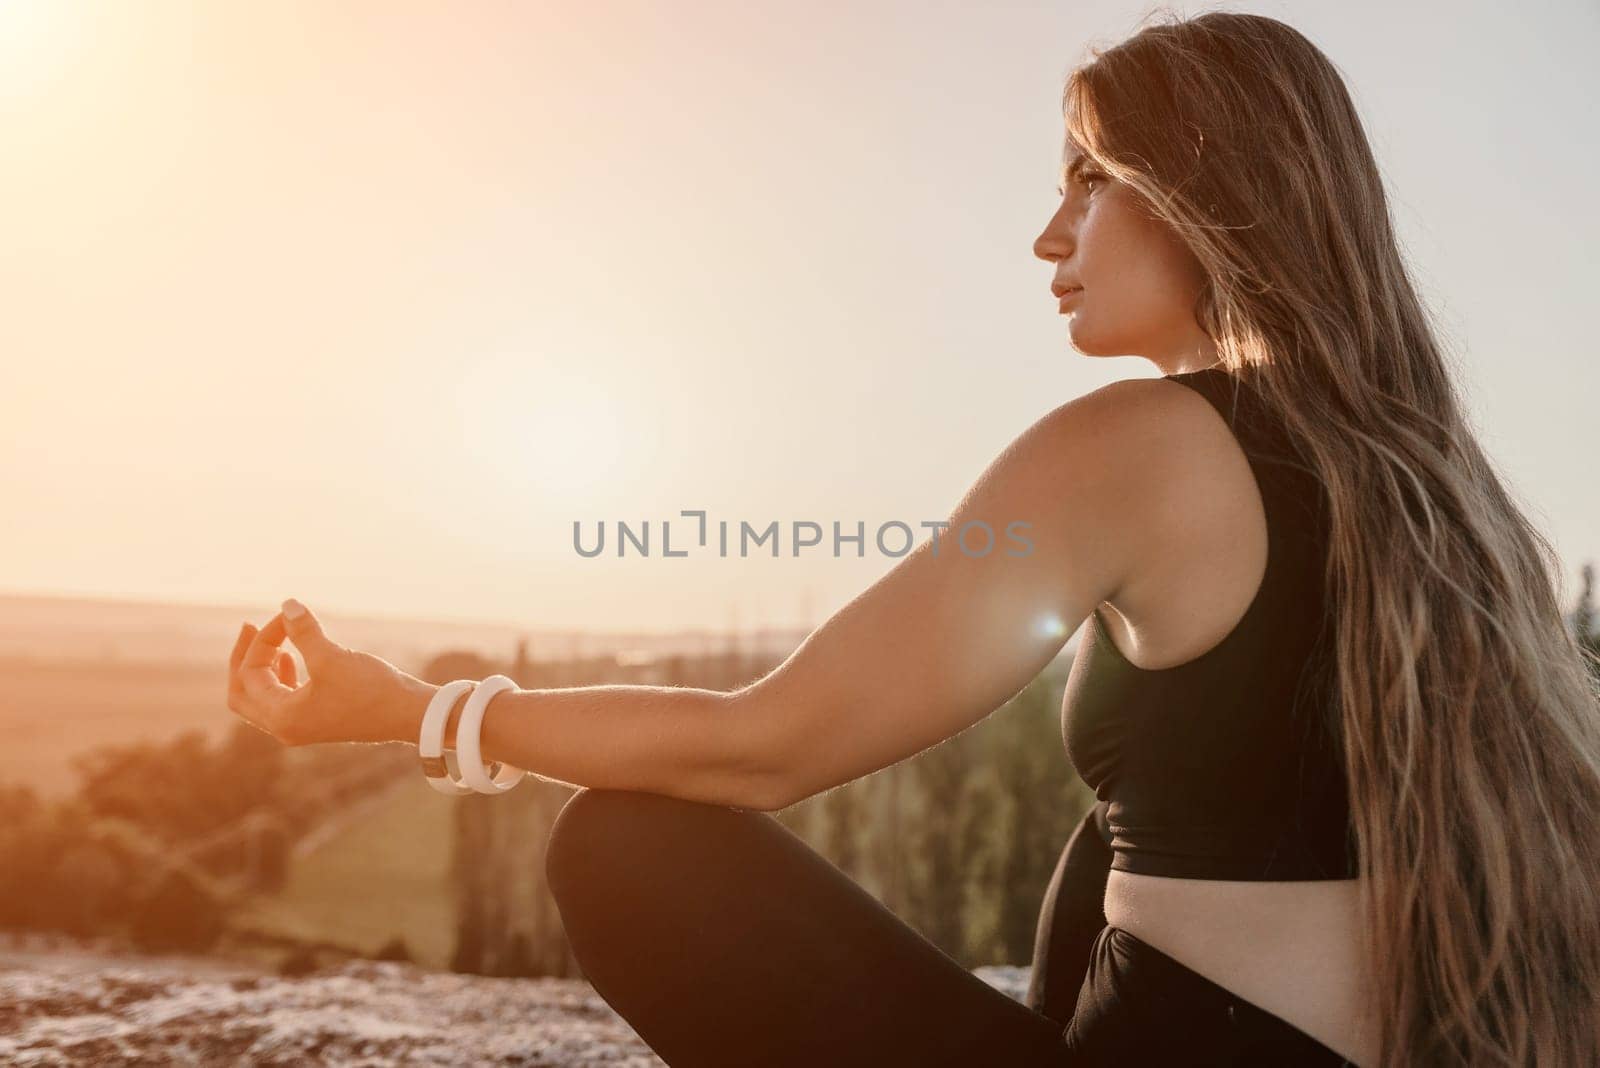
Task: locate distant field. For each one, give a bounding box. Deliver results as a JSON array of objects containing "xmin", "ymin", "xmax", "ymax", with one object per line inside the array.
[
  {"xmin": 0, "ymin": 655, "xmax": 236, "ymax": 799},
  {"xmin": 234, "ymin": 776, "xmax": 460, "ymax": 969}
]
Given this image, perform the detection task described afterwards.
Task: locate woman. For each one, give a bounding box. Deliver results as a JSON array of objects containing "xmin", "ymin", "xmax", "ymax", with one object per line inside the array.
[{"xmin": 227, "ymin": 10, "xmax": 1600, "ymax": 1067}]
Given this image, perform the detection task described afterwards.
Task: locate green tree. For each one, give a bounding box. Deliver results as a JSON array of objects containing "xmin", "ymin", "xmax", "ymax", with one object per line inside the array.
[
  {"xmin": 902, "ymin": 725, "xmax": 995, "ymax": 958},
  {"xmin": 817, "ymin": 780, "xmax": 865, "ymax": 880},
  {"xmin": 1569, "ymin": 561, "xmax": 1600, "ymax": 685},
  {"xmin": 982, "ymin": 666, "xmax": 1094, "ymax": 966}
]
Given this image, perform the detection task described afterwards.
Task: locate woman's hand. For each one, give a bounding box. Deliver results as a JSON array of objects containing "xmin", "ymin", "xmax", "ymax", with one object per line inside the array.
[{"xmin": 226, "ymin": 598, "xmax": 430, "ymax": 747}]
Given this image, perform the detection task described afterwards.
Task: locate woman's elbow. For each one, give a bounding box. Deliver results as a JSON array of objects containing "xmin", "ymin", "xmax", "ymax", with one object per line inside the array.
[{"xmin": 723, "ymin": 684, "xmax": 804, "ymax": 813}]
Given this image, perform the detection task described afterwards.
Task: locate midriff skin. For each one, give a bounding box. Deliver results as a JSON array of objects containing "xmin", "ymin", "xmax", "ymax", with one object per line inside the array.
[
  {"xmin": 1103, "ymin": 872, "xmax": 1376, "ymax": 1067},
  {"xmin": 1092, "ymin": 607, "xmax": 1379, "ymax": 1068}
]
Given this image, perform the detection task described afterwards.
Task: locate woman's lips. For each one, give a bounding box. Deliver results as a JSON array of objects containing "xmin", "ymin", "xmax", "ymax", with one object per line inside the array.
[{"xmin": 1057, "ymin": 286, "xmax": 1083, "ymax": 311}]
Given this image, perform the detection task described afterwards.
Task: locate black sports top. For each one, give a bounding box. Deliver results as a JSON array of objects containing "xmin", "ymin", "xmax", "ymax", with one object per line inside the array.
[{"xmin": 1061, "ymin": 367, "xmax": 1359, "ymax": 881}]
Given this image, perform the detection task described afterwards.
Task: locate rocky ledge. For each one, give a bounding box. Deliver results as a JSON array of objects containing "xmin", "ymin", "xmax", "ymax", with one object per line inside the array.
[{"xmin": 0, "ymin": 933, "xmax": 1032, "ymax": 1067}]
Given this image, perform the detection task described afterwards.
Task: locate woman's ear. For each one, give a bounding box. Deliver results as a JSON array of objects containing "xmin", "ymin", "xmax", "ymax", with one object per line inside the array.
[{"xmin": 1192, "ymin": 277, "xmax": 1217, "ymax": 336}]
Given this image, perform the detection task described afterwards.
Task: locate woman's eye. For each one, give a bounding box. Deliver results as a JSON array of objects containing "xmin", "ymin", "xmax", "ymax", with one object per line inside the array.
[{"xmin": 1057, "ymin": 169, "xmax": 1107, "ymax": 198}]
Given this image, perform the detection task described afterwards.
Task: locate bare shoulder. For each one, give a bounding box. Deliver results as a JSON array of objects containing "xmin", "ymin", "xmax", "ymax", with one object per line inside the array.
[
  {"xmin": 1008, "ymin": 376, "xmax": 1253, "ymax": 600},
  {"xmin": 1072, "ymin": 373, "xmax": 1227, "ymax": 427},
  {"xmin": 1016, "ymin": 375, "xmax": 1236, "ymax": 489}
]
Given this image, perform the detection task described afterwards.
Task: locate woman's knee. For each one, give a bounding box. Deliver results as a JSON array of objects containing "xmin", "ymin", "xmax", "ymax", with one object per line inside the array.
[
  {"xmin": 547, "ymin": 788, "xmax": 630, "ymax": 900},
  {"xmin": 545, "ymin": 787, "xmax": 727, "ymax": 905}
]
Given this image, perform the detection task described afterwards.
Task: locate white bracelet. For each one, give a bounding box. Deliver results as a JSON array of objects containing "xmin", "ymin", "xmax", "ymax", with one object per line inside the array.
[
  {"xmin": 455, "ymin": 673, "xmax": 526, "ymax": 794},
  {"xmin": 418, "ymin": 679, "xmax": 477, "ymax": 796}
]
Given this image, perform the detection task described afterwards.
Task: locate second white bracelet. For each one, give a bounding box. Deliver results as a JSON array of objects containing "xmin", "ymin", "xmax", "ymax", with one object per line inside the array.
[{"xmin": 455, "ymin": 673, "xmax": 527, "ymax": 794}]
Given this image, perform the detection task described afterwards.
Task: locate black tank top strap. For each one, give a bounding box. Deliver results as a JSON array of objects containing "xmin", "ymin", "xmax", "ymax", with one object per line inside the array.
[{"xmin": 1164, "ymin": 368, "xmax": 1325, "ymax": 535}]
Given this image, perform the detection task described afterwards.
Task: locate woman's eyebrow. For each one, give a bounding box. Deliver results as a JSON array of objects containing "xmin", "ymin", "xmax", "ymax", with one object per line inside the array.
[{"xmin": 1058, "ymin": 154, "xmax": 1087, "ymax": 193}]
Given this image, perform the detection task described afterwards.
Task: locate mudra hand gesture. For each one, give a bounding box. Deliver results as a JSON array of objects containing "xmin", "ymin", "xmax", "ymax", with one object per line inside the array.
[{"xmin": 227, "ymin": 598, "xmax": 427, "ymax": 747}]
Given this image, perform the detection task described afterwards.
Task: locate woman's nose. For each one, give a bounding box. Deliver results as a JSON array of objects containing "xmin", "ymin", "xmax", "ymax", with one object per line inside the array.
[
  {"xmin": 1033, "ymin": 229, "xmax": 1064, "ymax": 264},
  {"xmin": 1033, "ymin": 210, "xmax": 1073, "ymax": 263}
]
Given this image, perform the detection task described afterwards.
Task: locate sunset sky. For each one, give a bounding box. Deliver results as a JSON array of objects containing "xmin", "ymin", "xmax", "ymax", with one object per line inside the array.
[{"xmin": 3, "ymin": 0, "xmax": 1596, "ymax": 634}]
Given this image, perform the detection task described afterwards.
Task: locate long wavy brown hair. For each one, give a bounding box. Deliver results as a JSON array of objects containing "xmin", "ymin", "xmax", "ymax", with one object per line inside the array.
[{"xmin": 1061, "ymin": 9, "xmax": 1600, "ymax": 1065}]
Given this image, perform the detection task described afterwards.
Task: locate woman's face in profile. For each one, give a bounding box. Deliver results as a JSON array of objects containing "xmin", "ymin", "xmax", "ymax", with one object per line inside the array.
[{"xmin": 1032, "ymin": 137, "xmax": 1214, "ymax": 366}]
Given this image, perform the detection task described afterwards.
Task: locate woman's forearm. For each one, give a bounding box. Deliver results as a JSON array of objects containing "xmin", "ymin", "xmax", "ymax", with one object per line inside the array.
[{"xmin": 390, "ymin": 677, "xmax": 783, "ymax": 811}]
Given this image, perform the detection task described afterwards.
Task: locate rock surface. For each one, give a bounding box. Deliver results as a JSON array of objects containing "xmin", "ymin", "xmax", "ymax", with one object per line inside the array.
[{"xmin": 0, "ymin": 933, "xmax": 1034, "ymax": 1066}]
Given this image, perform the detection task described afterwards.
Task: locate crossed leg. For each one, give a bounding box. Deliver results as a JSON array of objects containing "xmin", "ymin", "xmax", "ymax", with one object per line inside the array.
[{"xmin": 544, "ymin": 788, "xmax": 1079, "ymax": 1068}]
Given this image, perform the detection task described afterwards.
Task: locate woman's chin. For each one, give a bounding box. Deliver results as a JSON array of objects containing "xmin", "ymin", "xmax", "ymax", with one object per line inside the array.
[
  {"xmin": 1065, "ymin": 324, "xmax": 1112, "ymax": 358},
  {"xmin": 1065, "ymin": 317, "xmax": 1095, "ymax": 351}
]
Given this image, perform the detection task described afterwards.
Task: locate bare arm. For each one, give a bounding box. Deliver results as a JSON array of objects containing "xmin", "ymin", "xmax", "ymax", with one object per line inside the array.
[
  {"xmin": 728, "ymin": 378, "xmax": 1193, "ymax": 808},
  {"xmin": 390, "ymin": 680, "xmax": 771, "ymax": 810},
  {"xmin": 388, "ymin": 377, "xmax": 1198, "ymax": 812}
]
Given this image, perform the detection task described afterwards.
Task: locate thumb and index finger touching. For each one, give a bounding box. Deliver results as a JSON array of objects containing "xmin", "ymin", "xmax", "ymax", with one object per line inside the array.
[
  {"xmin": 231, "ymin": 599, "xmax": 335, "ymax": 701},
  {"xmin": 279, "ymin": 597, "xmax": 335, "ymax": 650},
  {"xmin": 249, "ymin": 598, "xmax": 335, "ymax": 663},
  {"xmin": 241, "ymin": 611, "xmax": 291, "ymax": 671}
]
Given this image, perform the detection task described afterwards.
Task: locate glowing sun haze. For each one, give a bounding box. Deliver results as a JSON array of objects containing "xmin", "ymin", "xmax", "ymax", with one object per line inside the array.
[{"xmin": 2, "ymin": 0, "xmax": 1595, "ymax": 633}]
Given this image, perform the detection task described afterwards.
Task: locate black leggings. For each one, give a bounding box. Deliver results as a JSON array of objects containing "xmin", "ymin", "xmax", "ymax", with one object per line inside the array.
[{"xmin": 544, "ymin": 789, "xmax": 1352, "ymax": 1067}]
